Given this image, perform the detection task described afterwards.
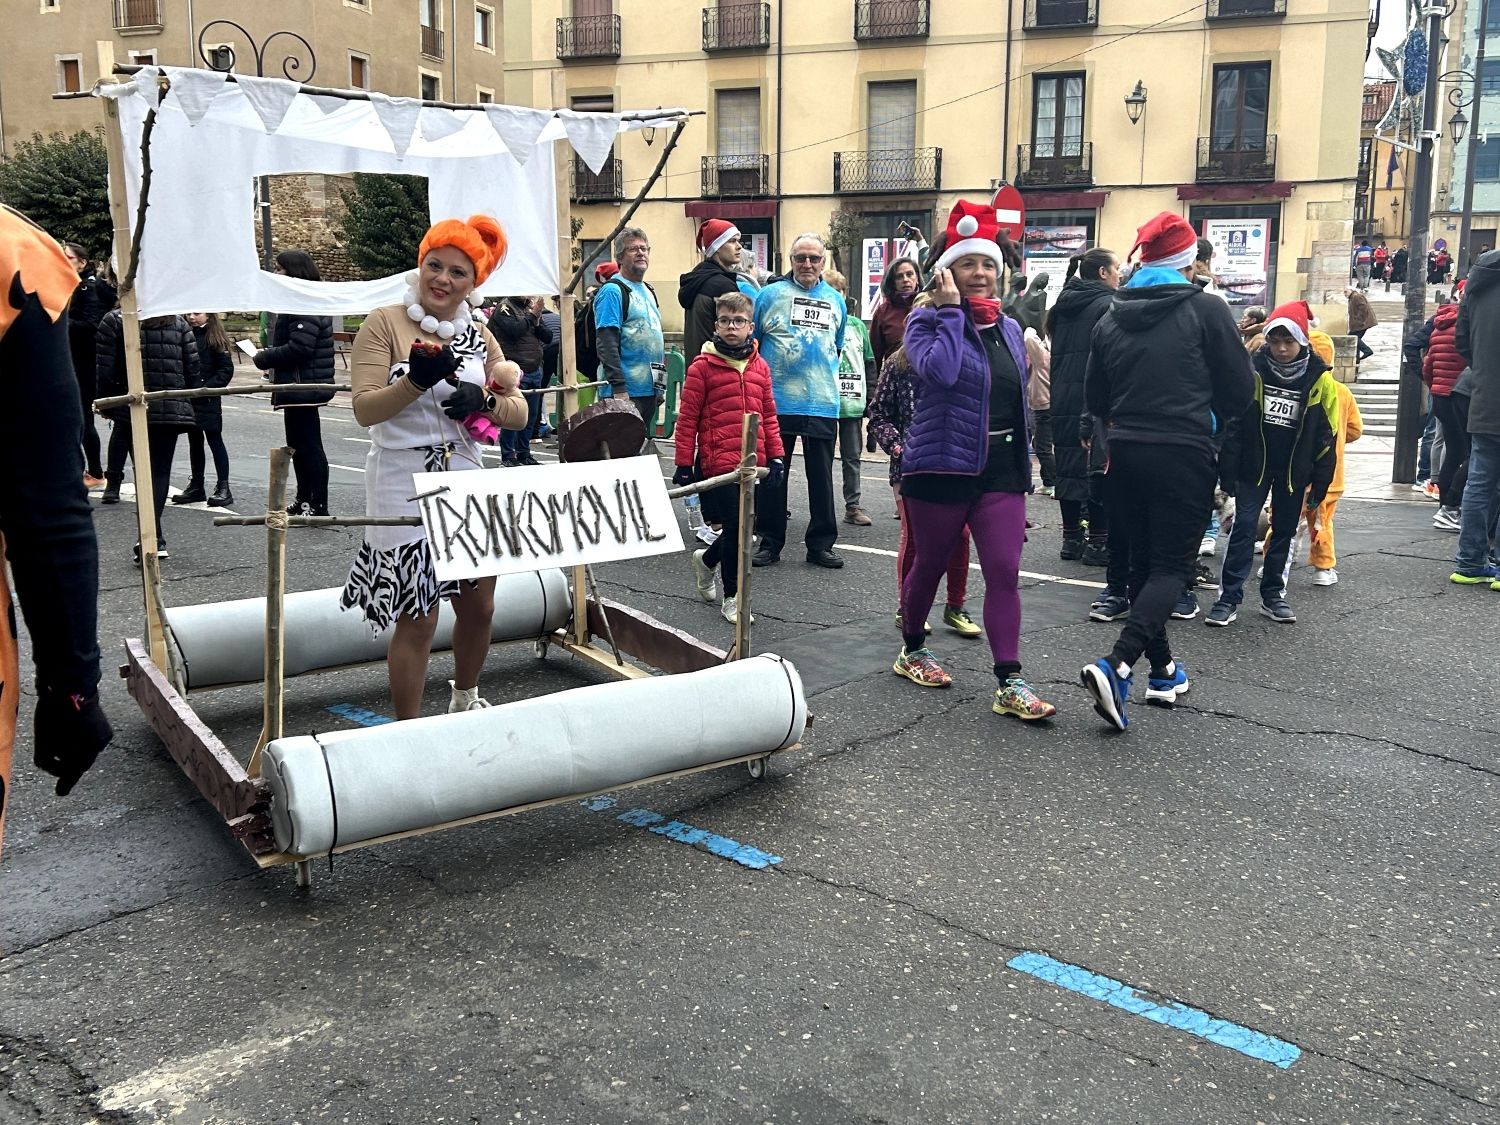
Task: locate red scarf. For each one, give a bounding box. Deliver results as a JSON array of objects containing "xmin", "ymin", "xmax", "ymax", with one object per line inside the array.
[{"xmin": 967, "ymin": 297, "xmax": 1001, "ymax": 327}]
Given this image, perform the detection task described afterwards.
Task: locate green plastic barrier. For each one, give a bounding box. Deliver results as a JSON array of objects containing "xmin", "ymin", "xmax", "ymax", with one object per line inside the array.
[{"xmin": 548, "ymin": 348, "xmax": 684, "ymax": 437}]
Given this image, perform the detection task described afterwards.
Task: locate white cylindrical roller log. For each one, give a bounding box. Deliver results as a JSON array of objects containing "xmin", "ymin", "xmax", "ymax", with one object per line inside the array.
[
  {"xmin": 262, "ymin": 654, "xmax": 806, "ymax": 857},
  {"xmin": 163, "ymin": 570, "xmax": 571, "ymax": 690}
]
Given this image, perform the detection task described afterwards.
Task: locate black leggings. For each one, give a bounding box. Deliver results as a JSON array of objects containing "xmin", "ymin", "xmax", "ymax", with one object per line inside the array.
[
  {"xmin": 1432, "ymin": 393, "xmax": 1471, "ymax": 510},
  {"xmin": 1059, "ymin": 473, "xmax": 1109, "ymax": 533},
  {"xmin": 105, "ymin": 419, "xmax": 180, "ymax": 543},
  {"xmin": 186, "ymin": 427, "xmax": 231, "ymax": 486},
  {"xmin": 699, "ymin": 483, "xmax": 740, "ymax": 596},
  {"xmin": 281, "ymin": 406, "xmax": 329, "ymax": 510}
]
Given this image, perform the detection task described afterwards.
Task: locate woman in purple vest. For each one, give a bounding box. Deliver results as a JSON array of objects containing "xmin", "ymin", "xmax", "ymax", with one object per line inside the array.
[{"xmin": 892, "ymin": 201, "xmax": 1056, "ymax": 721}]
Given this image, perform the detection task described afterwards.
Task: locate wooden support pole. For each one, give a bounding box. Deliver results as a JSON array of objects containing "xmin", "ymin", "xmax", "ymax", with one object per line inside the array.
[
  {"xmin": 92, "ymin": 379, "xmax": 604, "ymax": 411},
  {"xmin": 552, "ymin": 69, "xmax": 590, "ymax": 649},
  {"xmin": 103, "ymin": 95, "xmax": 168, "ymax": 670},
  {"xmin": 250, "ymin": 448, "xmax": 293, "ymax": 777},
  {"xmin": 732, "ymin": 413, "xmax": 760, "ymax": 662}
]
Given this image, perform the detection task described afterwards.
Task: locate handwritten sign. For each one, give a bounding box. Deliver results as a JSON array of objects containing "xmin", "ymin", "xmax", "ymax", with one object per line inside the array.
[{"xmin": 413, "ymin": 459, "xmax": 685, "ymax": 582}]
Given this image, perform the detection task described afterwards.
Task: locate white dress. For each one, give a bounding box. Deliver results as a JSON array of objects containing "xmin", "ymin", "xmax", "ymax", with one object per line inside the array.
[{"xmin": 340, "ymin": 318, "xmax": 493, "ymax": 631}]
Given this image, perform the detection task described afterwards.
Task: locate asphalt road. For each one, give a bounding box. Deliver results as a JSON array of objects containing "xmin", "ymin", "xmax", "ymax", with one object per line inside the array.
[{"xmin": 1, "ymin": 388, "xmax": 1495, "ymax": 1125}]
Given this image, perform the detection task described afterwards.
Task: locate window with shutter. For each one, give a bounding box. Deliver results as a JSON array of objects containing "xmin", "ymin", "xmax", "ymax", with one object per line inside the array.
[
  {"xmin": 867, "ymin": 81, "xmax": 917, "ymax": 187},
  {"xmin": 715, "ymin": 89, "xmax": 763, "ymax": 194}
]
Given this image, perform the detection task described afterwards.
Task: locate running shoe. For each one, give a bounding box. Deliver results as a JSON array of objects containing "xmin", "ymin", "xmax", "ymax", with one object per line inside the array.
[
  {"xmin": 1205, "ymin": 601, "xmax": 1237, "ymax": 627},
  {"xmin": 1433, "ymin": 507, "xmax": 1461, "ymax": 531},
  {"xmin": 895, "ymin": 613, "xmax": 933, "ymax": 634},
  {"xmin": 942, "ymin": 605, "xmax": 982, "ymax": 637},
  {"xmin": 1198, "ymin": 535, "xmax": 1217, "ymax": 557},
  {"xmin": 1171, "ymin": 590, "xmax": 1200, "ymax": 620},
  {"xmin": 1080, "ymin": 658, "xmax": 1130, "ymax": 731},
  {"xmin": 1449, "ymin": 565, "xmax": 1499, "ymax": 585},
  {"xmin": 1087, "ymin": 593, "xmax": 1131, "ymax": 622},
  {"xmin": 1411, "ymin": 478, "xmax": 1430, "ymax": 493},
  {"xmin": 893, "ymin": 647, "xmax": 953, "ymax": 688},
  {"xmin": 1424, "ymin": 481, "xmax": 1441, "ymax": 500},
  {"xmin": 721, "ymin": 595, "xmax": 753, "ymax": 624},
  {"xmin": 1145, "ymin": 662, "xmax": 1191, "ymax": 707},
  {"xmin": 690, "ymin": 548, "xmax": 718, "ymax": 603},
  {"xmin": 993, "ymin": 676, "xmax": 1057, "ymax": 721},
  {"xmin": 1312, "ymin": 568, "xmax": 1338, "ymax": 586},
  {"xmin": 1260, "ymin": 597, "xmax": 1297, "ymax": 623},
  {"xmin": 1194, "ymin": 562, "xmax": 1218, "ymax": 589}
]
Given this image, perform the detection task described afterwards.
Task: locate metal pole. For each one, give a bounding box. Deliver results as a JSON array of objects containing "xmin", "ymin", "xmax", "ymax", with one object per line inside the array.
[
  {"xmin": 1394, "ymin": 3, "xmax": 1449, "ymax": 484},
  {"xmin": 259, "ymin": 175, "xmax": 273, "ymax": 269},
  {"xmin": 1456, "ymin": 0, "xmax": 1492, "ymax": 279}
]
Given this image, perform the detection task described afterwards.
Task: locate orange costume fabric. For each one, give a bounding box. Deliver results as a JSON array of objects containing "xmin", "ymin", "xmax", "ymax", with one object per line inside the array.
[{"xmin": 1306, "ymin": 381, "xmax": 1363, "ymax": 570}]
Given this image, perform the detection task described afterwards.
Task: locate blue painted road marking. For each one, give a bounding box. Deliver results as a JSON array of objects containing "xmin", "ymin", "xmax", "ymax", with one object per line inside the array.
[
  {"xmin": 1007, "ymin": 951, "xmax": 1301, "ymax": 1069},
  {"xmin": 581, "ymin": 796, "xmax": 782, "ymax": 869},
  {"xmin": 326, "ymin": 703, "xmax": 396, "ymax": 727}
]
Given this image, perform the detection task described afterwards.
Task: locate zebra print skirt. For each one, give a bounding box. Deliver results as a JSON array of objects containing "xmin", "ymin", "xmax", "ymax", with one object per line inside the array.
[{"xmin": 339, "ymin": 442, "xmax": 481, "ymax": 632}]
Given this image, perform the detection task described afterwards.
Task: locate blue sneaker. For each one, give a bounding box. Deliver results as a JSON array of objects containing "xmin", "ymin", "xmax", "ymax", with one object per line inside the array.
[
  {"xmin": 1145, "ymin": 662, "xmax": 1191, "ymax": 706},
  {"xmin": 1080, "ymin": 658, "xmax": 1131, "ymax": 731}
]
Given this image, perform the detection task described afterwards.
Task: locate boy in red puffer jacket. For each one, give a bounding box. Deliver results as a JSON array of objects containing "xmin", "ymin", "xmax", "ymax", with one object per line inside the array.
[{"xmin": 674, "ymin": 293, "xmax": 785, "ymax": 625}]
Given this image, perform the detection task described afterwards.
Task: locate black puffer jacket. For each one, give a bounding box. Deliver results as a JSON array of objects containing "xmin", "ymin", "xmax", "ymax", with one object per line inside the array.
[
  {"xmin": 95, "ymin": 310, "xmax": 199, "ymax": 427},
  {"xmin": 1045, "ymin": 277, "xmax": 1115, "ymax": 502},
  {"xmin": 486, "ymin": 300, "xmax": 550, "ymax": 374},
  {"xmin": 191, "ymin": 326, "xmax": 235, "ymax": 433},
  {"xmin": 255, "ymin": 313, "xmax": 335, "ymax": 407},
  {"xmin": 67, "ymin": 270, "xmax": 116, "ymax": 352},
  {"xmin": 1457, "ymin": 248, "xmax": 1500, "ymax": 436},
  {"xmin": 1085, "ymin": 277, "xmax": 1253, "ymax": 454},
  {"xmin": 677, "ymin": 258, "xmax": 739, "ymax": 359}
]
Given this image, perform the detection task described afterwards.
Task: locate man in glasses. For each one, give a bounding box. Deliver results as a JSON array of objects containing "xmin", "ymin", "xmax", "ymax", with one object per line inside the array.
[
  {"xmin": 593, "ymin": 227, "xmax": 666, "ymax": 450},
  {"xmin": 678, "ymin": 218, "xmax": 743, "ymax": 361},
  {"xmin": 751, "ymin": 232, "xmax": 848, "ymax": 569}
]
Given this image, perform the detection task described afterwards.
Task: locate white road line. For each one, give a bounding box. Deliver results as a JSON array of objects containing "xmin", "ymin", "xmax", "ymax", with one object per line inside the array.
[{"xmin": 835, "ymin": 542, "xmax": 1106, "ymax": 590}]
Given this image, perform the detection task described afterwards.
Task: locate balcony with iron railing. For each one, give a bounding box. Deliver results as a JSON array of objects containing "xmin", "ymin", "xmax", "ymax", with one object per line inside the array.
[
  {"xmin": 1207, "ymin": 0, "xmax": 1286, "ymax": 18},
  {"xmin": 113, "ymin": 0, "xmax": 163, "ymax": 32},
  {"xmin": 557, "ymin": 13, "xmax": 622, "ymax": 60},
  {"xmin": 702, "ymin": 3, "xmax": 771, "ymax": 51},
  {"xmin": 702, "ymin": 154, "xmax": 770, "ymax": 197},
  {"xmin": 853, "ymin": 0, "xmax": 930, "ymax": 40},
  {"xmin": 1015, "ymin": 143, "xmax": 1093, "ymax": 188},
  {"xmin": 834, "ymin": 147, "xmax": 941, "ymax": 194},
  {"xmin": 572, "ymin": 156, "xmax": 623, "ymax": 203},
  {"xmin": 420, "ymin": 24, "xmax": 445, "ymax": 61},
  {"xmin": 1024, "ymin": 0, "xmax": 1098, "ymax": 30},
  {"xmin": 1196, "ymin": 135, "xmax": 1278, "ymax": 182}
]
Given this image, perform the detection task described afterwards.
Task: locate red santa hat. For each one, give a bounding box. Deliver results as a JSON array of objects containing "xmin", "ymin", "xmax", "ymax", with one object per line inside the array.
[
  {"xmin": 932, "ymin": 200, "xmax": 1011, "ymax": 273},
  {"xmin": 594, "ymin": 260, "xmax": 619, "ymax": 283},
  {"xmin": 1262, "ymin": 300, "xmax": 1311, "ymax": 346},
  {"xmin": 696, "ymin": 218, "xmax": 741, "ymax": 257},
  {"xmin": 1128, "ymin": 211, "xmax": 1198, "ymax": 270}
]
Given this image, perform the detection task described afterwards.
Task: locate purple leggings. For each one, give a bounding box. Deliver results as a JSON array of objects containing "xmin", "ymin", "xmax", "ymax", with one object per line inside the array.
[{"xmin": 899, "ymin": 491, "xmax": 1026, "ymax": 667}]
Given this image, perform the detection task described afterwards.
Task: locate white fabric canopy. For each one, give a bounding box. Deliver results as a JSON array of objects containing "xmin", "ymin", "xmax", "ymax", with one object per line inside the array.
[{"xmin": 100, "ymin": 68, "xmax": 684, "ymax": 317}]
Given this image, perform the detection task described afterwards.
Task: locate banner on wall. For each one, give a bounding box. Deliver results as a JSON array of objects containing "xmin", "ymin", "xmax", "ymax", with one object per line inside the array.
[
  {"xmin": 748, "ymin": 233, "xmax": 770, "ymax": 274},
  {"xmin": 1201, "ymin": 219, "xmax": 1270, "ymax": 308},
  {"xmin": 861, "ymin": 239, "xmax": 888, "ymax": 320},
  {"xmin": 1022, "ymin": 226, "xmax": 1088, "ymax": 308}
]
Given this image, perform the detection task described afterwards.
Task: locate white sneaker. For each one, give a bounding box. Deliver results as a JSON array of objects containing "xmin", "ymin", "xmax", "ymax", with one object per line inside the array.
[
  {"xmin": 1198, "ymin": 535, "xmax": 1216, "ymax": 557},
  {"xmin": 696, "ymin": 524, "xmax": 721, "ymax": 546},
  {"xmin": 691, "ymin": 549, "xmax": 718, "ymax": 602},
  {"xmin": 1312, "ymin": 568, "xmax": 1338, "ymax": 586},
  {"xmin": 1256, "ymin": 564, "xmax": 1264, "ymax": 579},
  {"xmin": 721, "ymin": 595, "xmax": 753, "ymax": 624},
  {"xmin": 1411, "ymin": 479, "xmax": 1430, "ymax": 493},
  {"xmin": 447, "ymin": 679, "xmax": 491, "ymax": 713}
]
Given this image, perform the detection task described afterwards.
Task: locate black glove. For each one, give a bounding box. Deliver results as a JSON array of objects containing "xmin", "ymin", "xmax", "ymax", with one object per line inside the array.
[
  {"xmin": 672, "ymin": 465, "xmax": 694, "ymax": 487},
  {"xmin": 407, "ymin": 341, "xmax": 461, "ymax": 390},
  {"xmin": 34, "ymin": 691, "xmax": 113, "ymax": 796},
  {"xmin": 441, "ymin": 380, "xmax": 486, "ymax": 420},
  {"xmin": 765, "ymin": 458, "xmax": 785, "ymax": 489}
]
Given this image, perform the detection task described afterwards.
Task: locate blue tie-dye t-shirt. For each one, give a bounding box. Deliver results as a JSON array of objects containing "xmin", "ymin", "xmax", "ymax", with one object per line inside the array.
[
  {"xmin": 592, "ymin": 277, "xmax": 665, "ymax": 398},
  {"xmin": 753, "ymin": 278, "xmax": 847, "ymax": 419}
]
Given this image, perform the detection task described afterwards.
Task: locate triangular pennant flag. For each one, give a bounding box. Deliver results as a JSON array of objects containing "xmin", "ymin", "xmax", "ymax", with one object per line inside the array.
[
  {"xmin": 418, "ymin": 106, "xmax": 466, "ymax": 143},
  {"xmin": 558, "ymin": 109, "xmax": 621, "ymax": 175},
  {"xmin": 164, "ymin": 67, "xmax": 228, "ymax": 126},
  {"xmin": 369, "ymin": 92, "xmax": 423, "ymax": 159},
  {"xmin": 132, "ymin": 65, "xmax": 162, "ymax": 103},
  {"xmin": 235, "ymin": 74, "xmax": 300, "ymax": 134},
  {"xmin": 307, "ymin": 94, "xmax": 347, "ymax": 115},
  {"xmin": 483, "ymin": 105, "xmax": 552, "ymax": 166}
]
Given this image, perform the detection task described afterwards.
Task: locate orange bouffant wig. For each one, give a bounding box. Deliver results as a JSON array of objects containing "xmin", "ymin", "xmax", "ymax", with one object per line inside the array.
[{"xmin": 418, "ymin": 214, "xmax": 508, "ymax": 286}]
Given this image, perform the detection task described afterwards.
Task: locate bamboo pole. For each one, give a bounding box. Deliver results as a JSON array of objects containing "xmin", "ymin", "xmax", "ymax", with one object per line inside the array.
[
  {"xmin": 92, "ymin": 379, "xmax": 605, "ymax": 411},
  {"xmin": 249, "ymin": 449, "xmax": 293, "ymax": 778},
  {"xmin": 103, "ymin": 95, "xmax": 168, "ymax": 670},
  {"xmin": 732, "ymin": 414, "xmax": 760, "ymax": 662}
]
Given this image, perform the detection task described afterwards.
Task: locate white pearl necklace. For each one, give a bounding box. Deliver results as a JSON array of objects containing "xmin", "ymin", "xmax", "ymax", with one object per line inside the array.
[{"xmin": 403, "ymin": 270, "xmax": 483, "ymax": 341}]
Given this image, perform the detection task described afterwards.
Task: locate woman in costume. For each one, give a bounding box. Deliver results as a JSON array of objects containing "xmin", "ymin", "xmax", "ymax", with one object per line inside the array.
[{"xmin": 340, "ymin": 215, "xmax": 527, "ymax": 719}]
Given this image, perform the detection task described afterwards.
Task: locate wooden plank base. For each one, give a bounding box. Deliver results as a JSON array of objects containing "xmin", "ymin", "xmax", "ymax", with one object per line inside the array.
[{"xmin": 585, "ymin": 598, "xmax": 728, "ymax": 675}]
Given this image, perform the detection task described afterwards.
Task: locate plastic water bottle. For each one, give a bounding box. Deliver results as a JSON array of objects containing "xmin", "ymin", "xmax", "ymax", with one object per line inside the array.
[{"xmin": 684, "ymin": 493, "xmax": 704, "ymax": 531}]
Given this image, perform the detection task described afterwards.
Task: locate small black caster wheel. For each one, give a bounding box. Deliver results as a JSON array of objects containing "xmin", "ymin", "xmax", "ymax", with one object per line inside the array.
[
  {"xmin": 534, "ymin": 639, "xmax": 548, "ymax": 659},
  {"xmin": 746, "ymin": 756, "xmax": 770, "ymax": 780}
]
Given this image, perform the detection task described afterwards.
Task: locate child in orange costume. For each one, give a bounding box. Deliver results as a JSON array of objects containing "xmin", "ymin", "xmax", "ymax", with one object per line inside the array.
[{"xmin": 1305, "ymin": 332, "xmax": 1363, "ymax": 584}]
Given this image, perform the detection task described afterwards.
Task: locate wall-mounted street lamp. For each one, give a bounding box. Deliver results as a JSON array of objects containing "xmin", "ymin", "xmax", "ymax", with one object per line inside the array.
[
  {"xmin": 1449, "ymin": 105, "xmax": 1469, "ymax": 145},
  {"xmin": 1124, "ymin": 81, "xmax": 1148, "ymax": 126}
]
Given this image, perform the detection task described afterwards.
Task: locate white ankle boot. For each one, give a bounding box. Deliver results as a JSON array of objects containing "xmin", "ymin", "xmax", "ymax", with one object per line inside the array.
[{"xmin": 447, "ymin": 679, "xmax": 491, "ymax": 713}]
